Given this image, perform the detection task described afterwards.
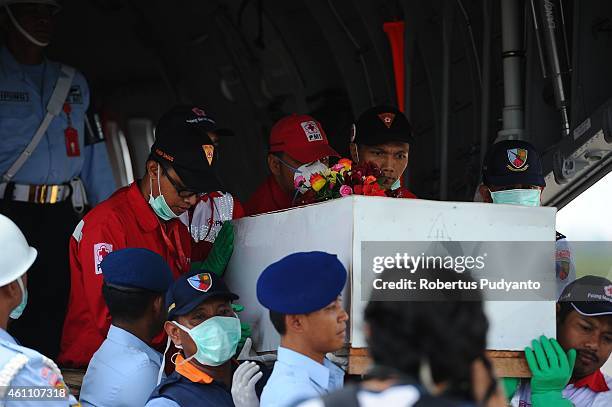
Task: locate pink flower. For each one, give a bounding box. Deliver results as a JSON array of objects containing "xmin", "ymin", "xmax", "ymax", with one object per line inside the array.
[
  {"xmin": 294, "ymin": 175, "xmax": 306, "ymax": 188},
  {"xmin": 331, "ymin": 163, "xmax": 345, "ymax": 172},
  {"xmin": 339, "ymin": 185, "xmax": 353, "ymax": 197}
]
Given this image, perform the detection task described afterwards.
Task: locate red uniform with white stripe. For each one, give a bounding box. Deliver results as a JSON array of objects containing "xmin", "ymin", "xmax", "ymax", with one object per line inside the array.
[{"xmin": 58, "ymin": 182, "xmax": 192, "ymax": 367}]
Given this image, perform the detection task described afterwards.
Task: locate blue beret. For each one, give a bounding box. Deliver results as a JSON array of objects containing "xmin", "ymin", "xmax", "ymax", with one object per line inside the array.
[
  {"xmin": 101, "ymin": 248, "xmax": 173, "ymax": 293},
  {"xmin": 257, "ymin": 251, "xmax": 347, "ymax": 314},
  {"xmin": 166, "ymin": 271, "xmax": 239, "ymax": 320}
]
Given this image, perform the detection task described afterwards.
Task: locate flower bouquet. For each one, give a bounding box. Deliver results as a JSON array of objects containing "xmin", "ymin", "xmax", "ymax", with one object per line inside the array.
[{"xmin": 294, "ymin": 158, "xmax": 388, "ymax": 205}]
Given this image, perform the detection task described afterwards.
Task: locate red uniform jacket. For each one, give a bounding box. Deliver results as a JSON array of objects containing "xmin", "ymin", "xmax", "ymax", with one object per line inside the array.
[
  {"xmin": 244, "ymin": 175, "xmax": 292, "ymax": 216},
  {"xmin": 58, "ymin": 182, "xmax": 192, "ymax": 367}
]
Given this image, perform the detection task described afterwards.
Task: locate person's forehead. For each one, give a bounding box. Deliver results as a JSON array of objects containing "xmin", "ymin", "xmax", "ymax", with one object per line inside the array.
[
  {"xmin": 574, "ymin": 312, "xmax": 612, "ymax": 330},
  {"xmin": 188, "ymin": 297, "xmax": 231, "ymax": 314},
  {"xmin": 363, "ymin": 142, "xmax": 409, "ymax": 152}
]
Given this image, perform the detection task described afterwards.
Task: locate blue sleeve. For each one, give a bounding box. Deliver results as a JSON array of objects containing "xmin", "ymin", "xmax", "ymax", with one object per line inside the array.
[
  {"xmin": 113, "ymin": 361, "xmax": 160, "ymax": 407},
  {"xmin": 6, "ymin": 358, "xmax": 79, "ymax": 406},
  {"xmin": 144, "ymin": 397, "xmax": 182, "ymax": 407},
  {"xmin": 80, "ymin": 140, "xmax": 117, "ymax": 206}
]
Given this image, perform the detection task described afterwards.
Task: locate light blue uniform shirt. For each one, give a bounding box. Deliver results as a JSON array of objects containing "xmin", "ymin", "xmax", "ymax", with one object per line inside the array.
[
  {"xmin": 0, "ymin": 328, "xmax": 79, "ymax": 406},
  {"xmin": 0, "ymin": 46, "xmax": 116, "ymax": 205},
  {"xmin": 260, "ymin": 347, "xmax": 345, "ymax": 407},
  {"xmin": 144, "ymin": 397, "xmax": 181, "ymax": 407},
  {"xmin": 80, "ymin": 325, "xmax": 163, "ymax": 407}
]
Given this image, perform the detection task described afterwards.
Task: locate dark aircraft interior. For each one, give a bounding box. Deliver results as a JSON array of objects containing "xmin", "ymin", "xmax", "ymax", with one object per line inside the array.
[{"xmin": 37, "ymin": 0, "xmax": 612, "ymax": 208}]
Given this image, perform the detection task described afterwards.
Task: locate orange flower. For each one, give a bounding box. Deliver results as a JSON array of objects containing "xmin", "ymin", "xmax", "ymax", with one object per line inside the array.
[
  {"xmin": 310, "ymin": 174, "xmax": 326, "ymax": 192},
  {"xmin": 337, "ymin": 158, "xmax": 352, "ymax": 171},
  {"xmin": 364, "ymin": 175, "xmax": 377, "ymax": 185}
]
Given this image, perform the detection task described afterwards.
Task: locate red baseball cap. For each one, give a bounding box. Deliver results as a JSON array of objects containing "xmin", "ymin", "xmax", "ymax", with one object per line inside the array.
[{"xmin": 269, "ymin": 114, "xmax": 339, "ymax": 163}]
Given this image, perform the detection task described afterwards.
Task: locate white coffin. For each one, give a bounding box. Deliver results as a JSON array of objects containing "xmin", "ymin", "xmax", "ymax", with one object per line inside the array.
[{"xmin": 225, "ymin": 196, "xmax": 556, "ymax": 351}]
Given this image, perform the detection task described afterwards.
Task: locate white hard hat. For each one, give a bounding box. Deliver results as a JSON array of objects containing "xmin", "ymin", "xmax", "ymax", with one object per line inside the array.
[
  {"xmin": 0, "ymin": 215, "xmax": 37, "ymax": 287},
  {"xmin": 0, "ymin": 0, "xmax": 60, "ymax": 9}
]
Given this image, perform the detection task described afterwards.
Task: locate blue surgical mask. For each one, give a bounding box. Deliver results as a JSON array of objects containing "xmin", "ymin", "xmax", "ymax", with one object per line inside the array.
[
  {"xmin": 149, "ymin": 164, "xmax": 179, "ymax": 221},
  {"xmin": 10, "ymin": 277, "xmax": 28, "ymax": 320},
  {"xmin": 174, "ymin": 315, "xmax": 241, "ymax": 366},
  {"xmin": 490, "ymin": 189, "xmax": 541, "ymax": 207},
  {"xmin": 390, "ymin": 178, "xmax": 401, "ymax": 191}
]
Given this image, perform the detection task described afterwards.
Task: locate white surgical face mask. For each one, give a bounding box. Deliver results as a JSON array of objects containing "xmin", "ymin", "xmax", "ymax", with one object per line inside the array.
[{"xmin": 294, "ymin": 161, "xmax": 329, "ymax": 190}]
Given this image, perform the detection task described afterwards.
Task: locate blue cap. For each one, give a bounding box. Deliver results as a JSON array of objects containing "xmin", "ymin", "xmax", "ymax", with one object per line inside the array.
[
  {"xmin": 482, "ymin": 140, "xmax": 545, "ymax": 187},
  {"xmin": 101, "ymin": 248, "xmax": 173, "ymax": 293},
  {"xmin": 166, "ymin": 271, "xmax": 239, "ymax": 320},
  {"xmin": 257, "ymin": 251, "xmax": 347, "ymax": 314}
]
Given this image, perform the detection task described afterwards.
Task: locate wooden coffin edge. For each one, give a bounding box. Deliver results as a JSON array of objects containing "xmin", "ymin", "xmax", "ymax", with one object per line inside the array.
[{"xmin": 348, "ymin": 347, "xmax": 531, "ymax": 378}]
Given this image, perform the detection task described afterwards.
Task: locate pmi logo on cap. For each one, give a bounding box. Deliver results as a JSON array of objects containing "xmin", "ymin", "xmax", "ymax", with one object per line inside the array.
[
  {"xmin": 301, "ymin": 121, "xmax": 323, "ymax": 142},
  {"xmin": 188, "ymin": 272, "xmax": 213, "ymax": 292},
  {"xmin": 506, "ymin": 148, "xmax": 529, "ymax": 172}
]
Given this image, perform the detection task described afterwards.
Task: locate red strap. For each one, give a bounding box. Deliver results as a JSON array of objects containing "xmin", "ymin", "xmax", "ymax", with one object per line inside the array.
[
  {"xmin": 158, "ymin": 221, "xmax": 189, "ymax": 274},
  {"xmin": 200, "ymin": 191, "xmax": 223, "ymax": 203}
]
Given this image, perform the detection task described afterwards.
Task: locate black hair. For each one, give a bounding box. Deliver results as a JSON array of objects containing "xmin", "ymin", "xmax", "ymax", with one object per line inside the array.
[
  {"xmin": 364, "ymin": 268, "xmax": 489, "ymax": 401},
  {"xmin": 557, "ymin": 301, "xmax": 573, "ymax": 324},
  {"xmin": 102, "ymin": 284, "xmax": 161, "ymax": 323},
  {"xmin": 269, "ymin": 310, "xmax": 287, "ymax": 335}
]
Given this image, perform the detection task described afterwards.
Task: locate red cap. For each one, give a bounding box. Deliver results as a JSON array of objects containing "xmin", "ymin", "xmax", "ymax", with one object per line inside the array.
[{"xmin": 269, "ymin": 114, "xmax": 340, "ymax": 163}]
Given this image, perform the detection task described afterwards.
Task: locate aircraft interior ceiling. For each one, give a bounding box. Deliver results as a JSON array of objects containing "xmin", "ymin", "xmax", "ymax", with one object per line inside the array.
[{"xmin": 38, "ymin": 0, "xmax": 612, "ymax": 205}]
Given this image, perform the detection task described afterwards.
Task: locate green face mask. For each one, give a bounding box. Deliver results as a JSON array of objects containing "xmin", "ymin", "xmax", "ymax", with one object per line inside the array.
[
  {"xmin": 149, "ymin": 164, "xmax": 179, "ymax": 221},
  {"xmin": 10, "ymin": 277, "xmax": 28, "ymax": 320},
  {"xmin": 490, "ymin": 188, "xmax": 541, "ymax": 207},
  {"xmin": 390, "ymin": 178, "xmax": 401, "ymax": 191},
  {"xmin": 174, "ymin": 315, "xmax": 241, "ymax": 366}
]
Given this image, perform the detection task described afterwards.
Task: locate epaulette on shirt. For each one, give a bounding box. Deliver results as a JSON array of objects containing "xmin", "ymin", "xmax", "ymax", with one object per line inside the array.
[{"xmin": 0, "ymin": 340, "xmax": 68, "ymax": 397}]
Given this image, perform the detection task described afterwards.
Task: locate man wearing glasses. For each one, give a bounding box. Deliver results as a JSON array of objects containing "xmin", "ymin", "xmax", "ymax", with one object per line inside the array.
[{"xmin": 58, "ymin": 106, "xmax": 225, "ymax": 368}]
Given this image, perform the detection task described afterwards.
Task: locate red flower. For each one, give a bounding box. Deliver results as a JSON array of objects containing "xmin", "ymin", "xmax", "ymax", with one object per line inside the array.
[
  {"xmin": 364, "ymin": 175, "xmax": 377, "ymax": 185},
  {"xmin": 363, "ymin": 183, "xmax": 386, "ymax": 196},
  {"xmin": 353, "ymin": 185, "xmax": 364, "ymax": 195}
]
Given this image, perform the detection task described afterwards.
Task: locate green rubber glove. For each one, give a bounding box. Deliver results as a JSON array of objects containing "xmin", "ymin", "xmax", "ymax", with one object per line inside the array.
[
  {"xmin": 502, "ymin": 377, "xmax": 520, "ymax": 400},
  {"xmin": 232, "ymin": 303, "xmax": 252, "ymax": 353},
  {"xmin": 199, "ymin": 221, "xmax": 234, "ymax": 277},
  {"xmin": 525, "ymin": 336, "xmax": 576, "ymax": 407}
]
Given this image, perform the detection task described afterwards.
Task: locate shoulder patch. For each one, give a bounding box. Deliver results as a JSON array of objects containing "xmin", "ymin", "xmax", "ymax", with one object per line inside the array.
[{"xmin": 93, "ymin": 243, "xmax": 113, "ymax": 274}]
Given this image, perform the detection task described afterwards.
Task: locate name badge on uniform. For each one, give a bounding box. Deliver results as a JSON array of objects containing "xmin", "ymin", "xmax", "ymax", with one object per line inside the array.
[{"xmin": 63, "ymin": 102, "xmax": 80, "ymax": 157}]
